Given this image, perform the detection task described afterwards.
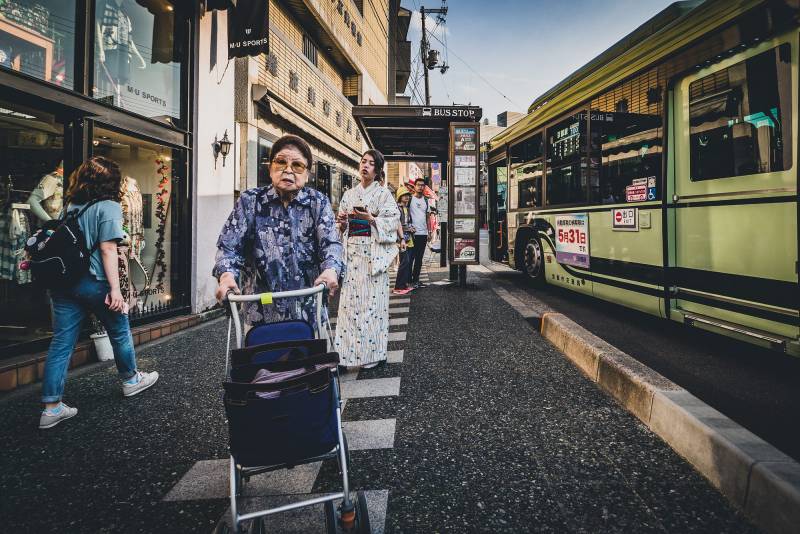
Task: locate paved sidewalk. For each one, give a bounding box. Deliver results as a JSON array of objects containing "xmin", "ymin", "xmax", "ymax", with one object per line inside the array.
[{"xmin": 0, "ymin": 264, "xmax": 758, "ymax": 533}]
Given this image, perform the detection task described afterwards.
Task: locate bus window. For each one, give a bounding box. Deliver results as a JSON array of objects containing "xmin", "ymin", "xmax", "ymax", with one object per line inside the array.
[
  {"xmin": 590, "ymin": 67, "xmax": 664, "ymax": 203},
  {"xmin": 689, "ymin": 44, "xmax": 792, "ymax": 181},
  {"xmin": 546, "ymin": 113, "xmax": 587, "ymax": 205},
  {"xmin": 509, "ymin": 133, "xmax": 543, "ymax": 209}
]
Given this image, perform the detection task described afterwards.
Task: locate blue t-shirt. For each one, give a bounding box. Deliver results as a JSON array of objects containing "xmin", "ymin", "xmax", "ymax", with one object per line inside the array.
[{"xmin": 67, "ymin": 200, "xmax": 125, "ymax": 281}]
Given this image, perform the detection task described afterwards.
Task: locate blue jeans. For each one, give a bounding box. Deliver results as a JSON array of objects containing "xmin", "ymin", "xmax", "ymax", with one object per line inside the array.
[
  {"xmin": 41, "ymin": 274, "xmax": 137, "ymax": 403},
  {"xmin": 395, "ymin": 249, "xmax": 411, "ymax": 289}
]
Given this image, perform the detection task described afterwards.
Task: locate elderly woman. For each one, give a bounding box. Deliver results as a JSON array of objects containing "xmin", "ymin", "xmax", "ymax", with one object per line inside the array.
[
  {"xmin": 214, "ymin": 135, "xmax": 343, "ymax": 328},
  {"xmin": 334, "ymin": 149, "xmax": 400, "ymax": 369}
]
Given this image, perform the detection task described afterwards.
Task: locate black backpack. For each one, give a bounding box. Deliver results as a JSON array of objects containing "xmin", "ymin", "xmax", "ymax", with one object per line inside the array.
[{"xmin": 25, "ymin": 200, "xmax": 101, "ymax": 290}]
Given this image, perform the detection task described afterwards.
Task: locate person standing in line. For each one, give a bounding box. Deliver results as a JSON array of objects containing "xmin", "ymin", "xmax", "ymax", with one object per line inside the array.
[
  {"xmin": 408, "ymin": 178, "xmax": 431, "ymax": 288},
  {"xmin": 38, "ymin": 157, "xmax": 159, "ymax": 429},
  {"xmin": 335, "ymin": 150, "xmax": 399, "ymax": 369},
  {"xmin": 393, "ymin": 185, "xmax": 414, "ymax": 295}
]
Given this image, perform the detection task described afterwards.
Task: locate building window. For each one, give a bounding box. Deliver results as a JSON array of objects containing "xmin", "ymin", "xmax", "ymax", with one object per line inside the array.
[
  {"xmin": 335, "ymin": 110, "xmax": 342, "ymax": 127},
  {"xmin": 0, "ymin": 0, "xmax": 77, "ymax": 89},
  {"xmin": 546, "ymin": 113, "xmax": 587, "ymax": 206},
  {"xmin": 267, "ymin": 52, "xmax": 278, "ymax": 76},
  {"xmin": 93, "ymin": 1, "xmax": 186, "ymax": 123},
  {"xmin": 590, "ymin": 66, "xmax": 664, "ymax": 204},
  {"xmin": 323, "ymin": 99, "xmax": 331, "ymax": 116},
  {"xmin": 257, "ymin": 136, "xmax": 273, "ymax": 188},
  {"xmin": 689, "ymin": 44, "xmax": 792, "ymax": 181},
  {"xmin": 0, "ymin": 99, "xmax": 65, "ymax": 357},
  {"xmin": 302, "ymin": 34, "xmax": 317, "ymax": 66},
  {"xmin": 289, "ymin": 70, "xmax": 299, "ymax": 92},
  {"xmin": 92, "ymin": 127, "xmax": 187, "ymax": 318},
  {"xmin": 307, "ymin": 86, "xmax": 316, "ymax": 106}
]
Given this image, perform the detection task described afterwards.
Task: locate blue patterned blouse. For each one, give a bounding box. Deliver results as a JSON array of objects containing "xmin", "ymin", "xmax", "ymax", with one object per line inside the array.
[{"xmin": 213, "ymin": 186, "xmax": 344, "ymax": 326}]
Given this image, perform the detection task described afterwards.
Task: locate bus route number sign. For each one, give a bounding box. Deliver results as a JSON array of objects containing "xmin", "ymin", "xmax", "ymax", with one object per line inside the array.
[{"xmin": 555, "ymin": 214, "xmax": 590, "ymax": 268}]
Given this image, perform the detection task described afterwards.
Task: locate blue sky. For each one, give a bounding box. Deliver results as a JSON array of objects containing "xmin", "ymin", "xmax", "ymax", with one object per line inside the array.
[{"xmin": 402, "ymin": 0, "xmax": 677, "ymax": 123}]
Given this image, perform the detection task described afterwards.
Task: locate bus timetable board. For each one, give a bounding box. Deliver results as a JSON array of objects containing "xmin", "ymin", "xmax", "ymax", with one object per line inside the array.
[{"xmin": 448, "ymin": 122, "xmax": 480, "ymax": 264}]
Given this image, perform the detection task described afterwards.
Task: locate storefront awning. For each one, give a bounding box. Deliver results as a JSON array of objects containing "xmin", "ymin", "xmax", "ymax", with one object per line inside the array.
[
  {"xmin": 253, "ymin": 86, "xmax": 361, "ymax": 166},
  {"xmin": 352, "ymin": 105, "xmax": 482, "ymax": 161}
]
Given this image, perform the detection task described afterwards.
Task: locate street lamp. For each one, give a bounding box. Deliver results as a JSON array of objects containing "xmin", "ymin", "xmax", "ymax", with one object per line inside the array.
[{"xmin": 213, "ymin": 130, "xmax": 233, "ymax": 168}]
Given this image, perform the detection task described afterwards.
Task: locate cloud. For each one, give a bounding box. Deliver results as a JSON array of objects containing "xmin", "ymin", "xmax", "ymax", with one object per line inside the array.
[{"xmin": 409, "ymin": 10, "xmax": 450, "ymax": 38}]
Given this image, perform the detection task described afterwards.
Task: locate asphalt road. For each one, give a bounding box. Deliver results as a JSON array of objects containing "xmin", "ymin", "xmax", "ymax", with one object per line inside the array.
[
  {"xmin": 0, "ymin": 265, "xmax": 759, "ymax": 532},
  {"xmin": 492, "ymin": 267, "xmax": 800, "ymax": 463}
]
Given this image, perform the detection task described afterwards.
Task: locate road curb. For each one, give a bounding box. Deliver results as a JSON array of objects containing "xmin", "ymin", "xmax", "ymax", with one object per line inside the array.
[{"xmin": 491, "ymin": 284, "xmax": 800, "ymax": 534}]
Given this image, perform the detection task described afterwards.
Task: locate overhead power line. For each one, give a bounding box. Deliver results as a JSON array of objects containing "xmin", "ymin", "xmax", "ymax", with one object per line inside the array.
[{"xmin": 424, "ymin": 29, "xmax": 523, "ymax": 111}]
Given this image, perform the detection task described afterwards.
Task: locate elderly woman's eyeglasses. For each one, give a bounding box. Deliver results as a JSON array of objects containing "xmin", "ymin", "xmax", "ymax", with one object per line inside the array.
[{"xmin": 271, "ymin": 158, "xmax": 308, "ymax": 174}]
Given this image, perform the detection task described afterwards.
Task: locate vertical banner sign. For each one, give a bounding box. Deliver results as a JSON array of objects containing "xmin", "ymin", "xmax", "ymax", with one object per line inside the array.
[
  {"xmin": 228, "ymin": 0, "xmax": 269, "ymax": 59},
  {"xmin": 554, "ymin": 214, "xmax": 590, "ymax": 268},
  {"xmin": 448, "ymin": 122, "xmax": 481, "ymax": 264}
]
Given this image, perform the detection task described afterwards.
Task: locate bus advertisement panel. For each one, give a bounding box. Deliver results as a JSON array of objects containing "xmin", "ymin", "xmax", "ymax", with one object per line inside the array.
[{"xmin": 554, "ymin": 214, "xmax": 589, "ymax": 268}]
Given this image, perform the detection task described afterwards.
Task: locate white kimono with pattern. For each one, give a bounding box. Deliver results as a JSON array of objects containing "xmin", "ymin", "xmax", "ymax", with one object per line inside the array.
[{"xmin": 334, "ymin": 181, "xmax": 400, "ymax": 366}]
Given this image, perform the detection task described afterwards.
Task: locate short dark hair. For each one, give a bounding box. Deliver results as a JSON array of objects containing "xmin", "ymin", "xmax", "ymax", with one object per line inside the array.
[
  {"xmin": 362, "ymin": 149, "xmax": 385, "ymax": 179},
  {"xmin": 65, "ymin": 156, "xmax": 123, "ymax": 204},
  {"xmin": 269, "ymin": 134, "xmax": 313, "ymax": 169}
]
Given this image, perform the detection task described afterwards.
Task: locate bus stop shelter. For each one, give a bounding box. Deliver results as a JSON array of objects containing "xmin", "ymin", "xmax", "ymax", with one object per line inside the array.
[{"xmin": 352, "ymin": 105, "xmax": 483, "ymax": 281}]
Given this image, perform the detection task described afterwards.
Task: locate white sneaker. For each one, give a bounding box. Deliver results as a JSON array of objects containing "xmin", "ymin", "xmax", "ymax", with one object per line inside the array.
[
  {"xmin": 39, "ymin": 402, "xmax": 78, "ymax": 429},
  {"xmin": 122, "ymin": 371, "xmax": 159, "ymax": 397}
]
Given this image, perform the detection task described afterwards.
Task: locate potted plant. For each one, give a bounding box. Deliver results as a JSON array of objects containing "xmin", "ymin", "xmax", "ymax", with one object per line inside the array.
[{"xmin": 89, "ymin": 316, "xmax": 114, "ymax": 362}]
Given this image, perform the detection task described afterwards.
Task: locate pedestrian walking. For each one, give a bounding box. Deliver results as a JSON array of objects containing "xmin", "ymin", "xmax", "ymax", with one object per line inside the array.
[
  {"xmin": 38, "ymin": 156, "xmax": 158, "ymax": 429},
  {"xmin": 408, "ymin": 177, "xmax": 432, "ymax": 287},
  {"xmin": 393, "ymin": 185, "xmax": 414, "ymax": 295},
  {"xmin": 214, "ymin": 134, "xmax": 343, "ymax": 329},
  {"xmin": 334, "ymin": 150, "xmax": 400, "ymax": 369}
]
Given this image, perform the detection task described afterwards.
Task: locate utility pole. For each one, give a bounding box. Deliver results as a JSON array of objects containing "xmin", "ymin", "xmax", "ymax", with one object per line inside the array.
[{"xmin": 419, "ymin": 3, "xmax": 447, "ymax": 105}]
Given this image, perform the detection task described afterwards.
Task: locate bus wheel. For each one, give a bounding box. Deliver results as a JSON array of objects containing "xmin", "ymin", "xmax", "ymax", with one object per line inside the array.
[{"xmin": 523, "ymin": 236, "xmax": 545, "ymax": 285}]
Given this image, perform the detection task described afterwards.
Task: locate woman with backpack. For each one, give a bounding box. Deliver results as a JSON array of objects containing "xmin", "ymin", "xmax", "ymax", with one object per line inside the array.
[{"xmin": 38, "ymin": 156, "xmax": 158, "ymax": 429}]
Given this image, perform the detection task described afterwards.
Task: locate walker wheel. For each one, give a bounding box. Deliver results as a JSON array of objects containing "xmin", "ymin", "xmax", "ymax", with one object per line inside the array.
[
  {"xmin": 340, "ymin": 508, "xmax": 356, "ymax": 531},
  {"xmin": 355, "ymin": 490, "xmax": 371, "ymax": 534}
]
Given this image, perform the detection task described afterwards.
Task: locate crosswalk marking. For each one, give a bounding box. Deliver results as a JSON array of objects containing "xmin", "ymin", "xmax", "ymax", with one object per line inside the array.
[
  {"xmin": 387, "ymin": 349, "xmax": 404, "ymax": 363},
  {"xmin": 389, "ymin": 297, "xmax": 411, "ymax": 304},
  {"xmin": 389, "ymin": 306, "xmax": 410, "ymax": 314},
  {"xmin": 342, "ymin": 419, "xmax": 396, "ymax": 450},
  {"xmin": 164, "ymin": 460, "xmax": 321, "ymax": 501},
  {"xmin": 340, "ymin": 377, "xmax": 401, "ymax": 399},
  {"xmin": 389, "ymin": 317, "xmax": 408, "ymax": 326},
  {"xmin": 388, "ymin": 331, "xmax": 406, "ymax": 342}
]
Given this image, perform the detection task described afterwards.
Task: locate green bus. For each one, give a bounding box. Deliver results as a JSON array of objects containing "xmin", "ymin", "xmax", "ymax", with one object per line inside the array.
[{"xmin": 487, "ymin": 0, "xmax": 799, "ymax": 356}]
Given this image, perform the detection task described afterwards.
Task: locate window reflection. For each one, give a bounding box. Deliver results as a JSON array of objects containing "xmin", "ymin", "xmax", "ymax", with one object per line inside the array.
[
  {"xmin": 689, "ymin": 44, "xmax": 792, "ymax": 181},
  {"xmin": 546, "ymin": 114, "xmax": 586, "ymax": 206}
]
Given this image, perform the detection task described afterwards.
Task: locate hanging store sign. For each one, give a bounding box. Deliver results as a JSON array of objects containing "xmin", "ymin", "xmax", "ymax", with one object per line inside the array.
[
  {"xmin": 554, "ymin": 213, "xmax": 590, "ymax": 268},
  {"xmin": 228, "ymin": 0, "xmax": 269, "ymax": 58},
  {"xmin": 448, "ymin": 122, "xmax": 480, "ymax": 265}
]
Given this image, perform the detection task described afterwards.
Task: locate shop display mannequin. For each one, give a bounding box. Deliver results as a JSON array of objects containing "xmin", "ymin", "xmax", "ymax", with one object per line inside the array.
[
  {"xmin": 27, "ymin": 162, "xmax": 64, "ymax": 223},
  {"xmin": 97, "ymin": 0, "xmax": 147, "ymax": 103}
]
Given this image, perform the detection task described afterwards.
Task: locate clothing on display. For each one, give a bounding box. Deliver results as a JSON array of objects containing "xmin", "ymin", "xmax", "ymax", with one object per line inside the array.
[
  {"xmin": 97, "ymin": 0, "xmax": 145, "ymax": 92},
  {"xmin": 28, "ymin": 170, "xmax": 63, "ymax": 222},
  {"xmin": 120, "ymin": 176, "xmax": 144, "ymax": 261},
  {"xmin": 0, "ymin": 202, "xmax": 32, "ymax": 284}
]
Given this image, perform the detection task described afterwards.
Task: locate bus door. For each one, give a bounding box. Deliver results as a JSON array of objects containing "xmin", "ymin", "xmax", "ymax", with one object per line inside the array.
[{"xmin": 670, "ymin": 39, "xmax": 799, "ymax": 344}]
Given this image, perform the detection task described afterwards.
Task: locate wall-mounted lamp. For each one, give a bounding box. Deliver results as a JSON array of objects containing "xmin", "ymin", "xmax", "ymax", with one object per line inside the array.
[{"xmin": 213, "ymin": 130, "xmax": 233, "ymax": 168}]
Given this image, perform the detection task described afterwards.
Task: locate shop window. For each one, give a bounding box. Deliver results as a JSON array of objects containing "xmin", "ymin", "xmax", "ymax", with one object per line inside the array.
[
  {"xmin": 93, "ymin": 0, "xmax": 186, "ymax": 123},
  {"xmin": 689, "ymin": 44, "xmax": 792, "ymax": 181},
  {"xmin": 92, "ymin": 127, "xmax": 186, "ymax": 318},
  {"xmin": 546, "ymin": 113, "xmax": 587, "ymax": 206},
  {"xmin": 257, "ymin": 136, "xmax": 273, "ymax": 188},
  {"xmin": 590, "ymin": 66, "xmax": 664, "ymax": 204},
  {"xmin": 0, "ymin": 0, "xmax": 76, "ymax": 89},
  {"xmin": 0, "ymin": 99, "xmax": 64, "ymax": 356}
]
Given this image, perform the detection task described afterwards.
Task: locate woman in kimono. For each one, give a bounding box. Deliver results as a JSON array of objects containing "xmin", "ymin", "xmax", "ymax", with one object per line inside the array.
[{"xmin": 335, "ymin": 150, "xmax": 400, "ymax": 369}]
